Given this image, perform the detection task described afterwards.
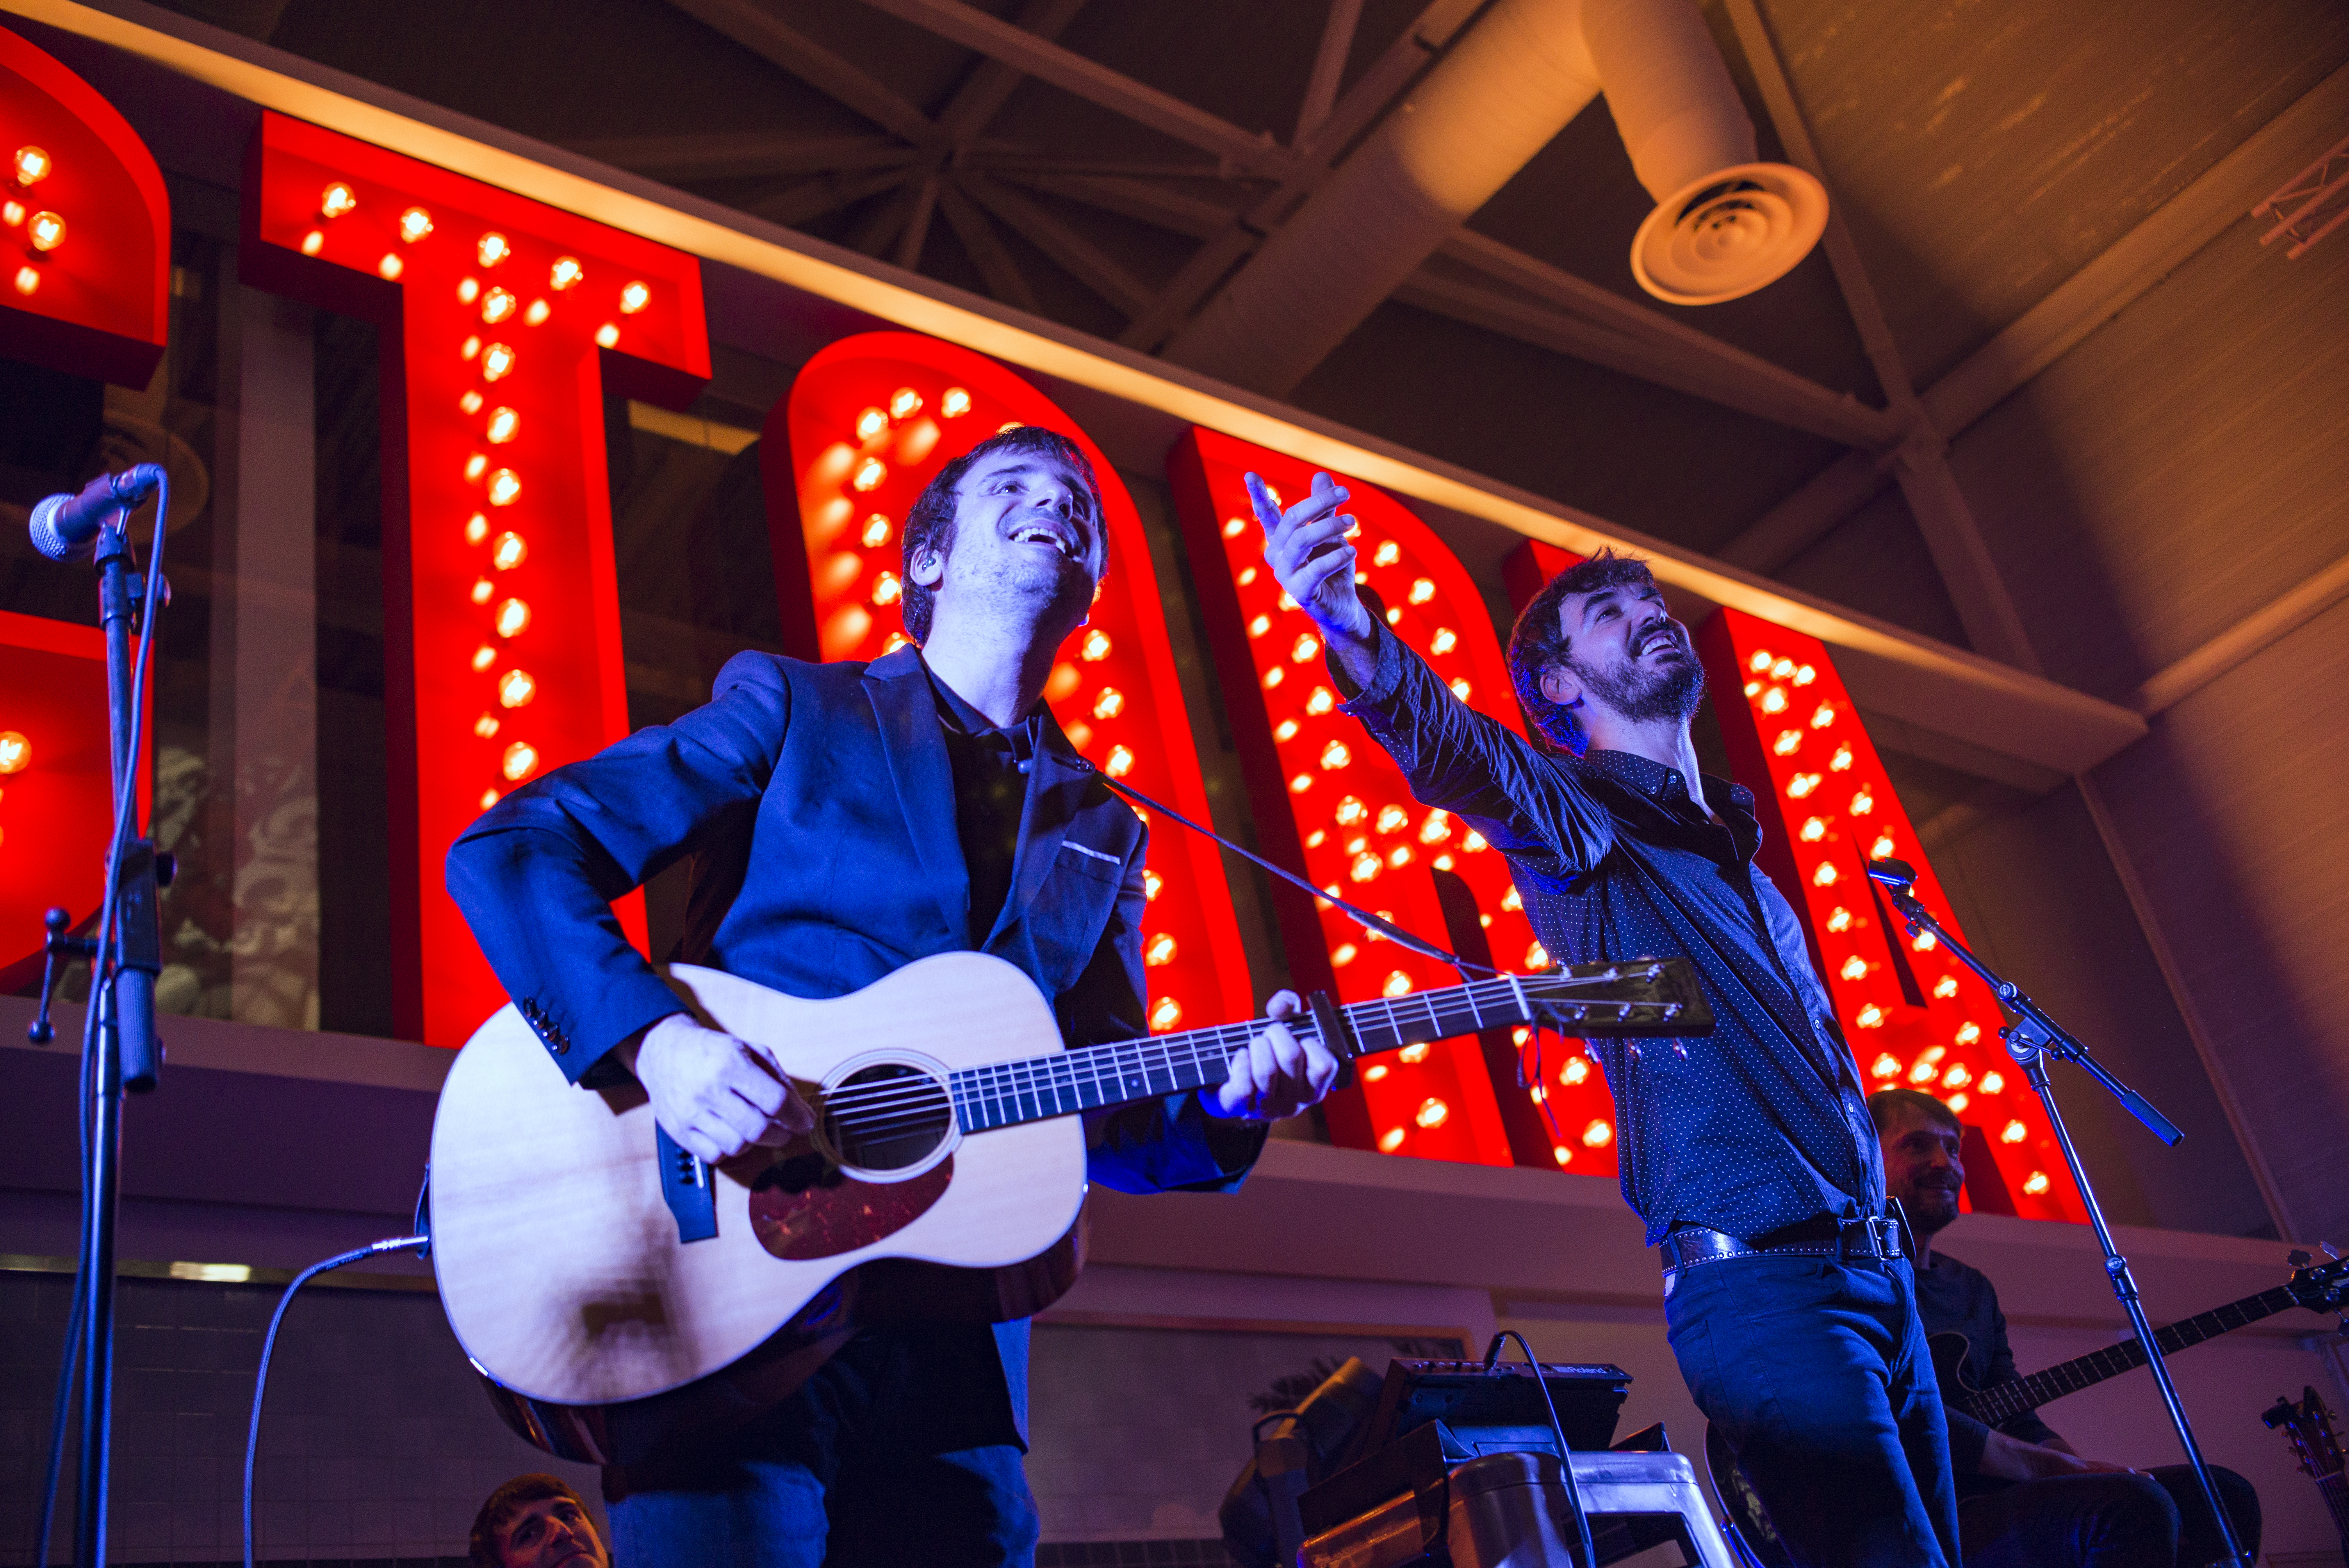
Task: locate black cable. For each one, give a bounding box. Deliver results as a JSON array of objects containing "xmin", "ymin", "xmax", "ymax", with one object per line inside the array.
[
  {"xmin": 1089, "ymin": 771, "xmax": 1497, "ymax": 978},
  {"xmin": 243, "ymin": 1235, "xmax": 429, "ymax": 1568},
  {"xmin": 1484, "ymin": 1329, "xmax": 1600, "ymax": 1568}
]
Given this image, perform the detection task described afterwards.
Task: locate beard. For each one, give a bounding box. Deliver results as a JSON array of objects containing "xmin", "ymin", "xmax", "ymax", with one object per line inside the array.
[
  {"xmin": 1903, "ymin": 1179, "xmax": 1963, "ymax": 1237},
  {"xmin": 1567, "ymin": 631, "xmax": 1705, "ymax": 726}
]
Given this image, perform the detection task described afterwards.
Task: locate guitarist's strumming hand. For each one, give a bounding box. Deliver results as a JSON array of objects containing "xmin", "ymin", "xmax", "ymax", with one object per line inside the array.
[
  {"xmin": 1250, "ymin": 471, "xmax": 1381, "ymax": 695},
  {"xmin": 1205, "ymin": 990, "xmax": 1341, "ymax": 1123},
  {"xmin": 1978, "ymin": 1430, "xmax": 2140, "ymax": 1482},
  {"xmin": 615, "ymin": 1014, "xmax": 817, "ymax": 1164}
]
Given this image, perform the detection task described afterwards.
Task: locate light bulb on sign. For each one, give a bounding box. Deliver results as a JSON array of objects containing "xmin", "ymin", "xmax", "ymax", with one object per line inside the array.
[
  {"xmin": 1870, "ymin": 1053, "xmax": 1899, "ymax": 1078},
  {"xmin": 1794, "ymin": 665, "xmax": 1816, "ymax": 686},
  {"xmin": 481, "ymin": 343, "xmax": 515, "ymax": 380},
  {"xmin": 1397, "ymin": 1043, "xmax": 1429, "ymax": 1063},
  {"xmin": 1429, "ymin": 628, "xmax": 1456, "ymax": 654},
  {"xmin": 487, "ymin": 470, "xmax": 521, "ymax": 506},
  {"xmin": 523, "ymin": 298, "xmax": 550, "ymax": 326},
  {"xmin": 861, "ymin": 515, "xmax": 891, "ymax": 548},
  {"xmin": 1748, "ymin": 650, "xmax": 1773, "ymax": 673},
  {"xmin": 497, "ymin": 669, "xmax": 536, "ymax": 708},
  {"xmin": 1414, "ymin": 1098, "xmax": 1449, "ymax": 1128},
  {"xmin": 479, "ymin": 789, "xmax": 500, "ymax": 810},
  {"xmin": 1319, "ymin": 740, "xmax": 1349, "ymax": 770},
  {"xmin": 888, "ymin": 388, "xmax": 921, "ymax": 419},
  {"xmin": 377, "ymin": 253, "xmax": 403, "ymax": 281},
  {"xmin": 501, "ymin": 740, "xmax": 538, "ymax": 781},
  {"xmin": 1980, "ymin": 1071, "xmax": 2003, "ymax": 1094},
  {"xmin": 491, "ymin": 532, "xmax": 526, "ymax": 570},
  {"xmin": 478, "ymin": 232, "xmax": 511, "ymax": 267},
  {"xmin": 1143, "ymin": 870, "xmax": 1161, "ymax": 902},
  {"xmin": 471, "ymin": 644, "xmax": 497, "ymax": 672},
  {"xmin": 464, "ymin": 454, "xmax": 488, "ymax": 483},
  {"xmin": 1811, "ymin": 704, "xmax": 1836, "ymax": 729},
  {"xmin": 1761, "ymin": 688, "xmax": 1788, "ymax": 714},
  {"xmin": 1349, "ymin": 852, "xmax": 1379, "ymax": 882},
  {"xmin": 481, "ymin": 287, "xmax": 517, "ymax": 324},
  {"xmin": 2000, "ymin": 1121, "xmax": 2026, "ymax": 1145},
  {"xmin": 1150, "ymin": 998, "xmax": 1181, "ymax": 1030},
  {"xmin": 1384, "ymin": 972, "xmax": 1413, "ymax": 998},
  {"xmin": 1813, "ymin": 862, "xmax": 1838, "ymax": 886},
  {"xmin": 550, "ymin": 257, "xmax": 583, "ymax": 290},
  {"xmin": 1840, "ymin": 957, "xmax": 1868, "ymax": 981},
  {"xmin": 494, "ymin": 598, "xmax": 531, "ymax": 638},
  {"xmin": 460, "ymin": 390, "xmax": 483, "ymax": 414},
  {"xmin": 486, "ymin": 407, "xmax": 520, "ymax": 444},
  {"xmin": 1378, "ymin": 1128, "xmax": 1407, "ymax": 1153},
  {"xmin": 319, "ymin": 180, "xmax": 357, "ymax": 218},
  {"xmin": 27, "ymin": 212, "xmax": 65, "ymax": 252},
  {"xmin": 1105, "ymin": 746, "xmax": 1134, "ymax": 778},
  {"xmin": 399, "ymin": 207, "xmax": 433, "ymax": 242},
  {"xmin": 619, "ymin": 280, "xmax": 651, "ymax": 314},
  {"xmin": 1800, "ymin": 817, "xmax": 1826, "ymax": 841},
  {"xmin": 12, "ymin": 265, "xmax": 36, "ymax": 296},
  {"xmin": 1830, "ymin": 747, "xmax": 1854, "ymax": 771},
  {"xmin": 465, "ymin": 513, "xmax": 490, "ymax": 545},
  {"xmin": 1079, "ymin": 629, "xmax": 1110, "ymax": 661},
  {"xmin": 852, "ymin": 458, "xmax": 886, "ymax": 492},
  {"xmin": 0, "ymin": 731, "xmax": 28, "ymax": 772},
  {"xmin": 1372, "ymin": 541, "xmax": 1401, "ymax": 567},
  {"xmin": 14, "ymin": 146, "xmax": 53, "ymax": 186},
  {"xmin": 1144, "ymin": 933, "xmax": 1176, "ymax": 966},
  {"xmin": 1933, "ymin": 976, "xmax": 1959, "ymax": 999},
  {"xmin": 1582, "ymin": 1120, "xmax": 1613, "ymax": 1148},
  {"xmin": 1526, "ymin": 941, "xmax": 1549, "ymax": 968},
  {"xmin": 1092, "ymin": 688, "xmax": 1123, "ymax": 720},
  {"xmin": 1826, "ymin": 907, "xmax": 1852, "ymax": 932},
  {"xmin": 855, "ymin": 407, "xmax": 888, "ymax": 440},
  {"xmin": 594, "ymin": 324, "xmax": 618, "ymax": 348},
  {"xmin": 473, "ymin": 713, "xmax": 499, "ymax": 739},
  {"xmin": 469, "ymin": 577, "xmax": 494, "ymax": 605},
  {"xmin": 1871, "ymin": 835, "xmax": 1895, "ymax": 859}
]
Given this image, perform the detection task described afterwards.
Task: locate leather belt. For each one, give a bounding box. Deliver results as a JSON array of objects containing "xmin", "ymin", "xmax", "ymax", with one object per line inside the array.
[{"xmin": 1658, "ymin": 1209, "xmax": 1906, "ymax": 1297}]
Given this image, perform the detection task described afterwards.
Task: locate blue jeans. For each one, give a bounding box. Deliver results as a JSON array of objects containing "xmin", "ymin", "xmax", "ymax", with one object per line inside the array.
[
  {"xmin": 1667, "ymin": 1252, "xmax": 1960, "ymax": 1568},
  {"xmin": 603, "ymin": 1327, "xmax": 1041, "ymax": 1568},
  {"xmin": 1958, "ymin": 1463, "xmax": 2261, "ymax": 1567}
]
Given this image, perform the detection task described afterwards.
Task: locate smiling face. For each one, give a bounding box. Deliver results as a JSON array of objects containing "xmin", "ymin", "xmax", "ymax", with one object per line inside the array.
[
  {"xmin": 909, "ymin": 444, "xmax": 1105, "ymax": 635},
  {"xmin": 1880, "ymin": 1101, "xmax": 1966, "ymax": 1237},
  {"xmin": 494, "ymin": 1495, "xmax": 607, "ymax": 1568},
  {"xmin": 1537, "ymin": 579, "xmax": 1705, "ymax": 729}
]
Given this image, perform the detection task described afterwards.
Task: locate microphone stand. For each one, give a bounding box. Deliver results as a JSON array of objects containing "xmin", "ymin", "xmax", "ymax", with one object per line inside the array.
[
  {"xmin": 29, "ymin": 494, "xmax": 170, "ymax": 1567},
  {"xmin": 1866, "ymin": 859, "xmax": 2251, "ymax": 1568}
]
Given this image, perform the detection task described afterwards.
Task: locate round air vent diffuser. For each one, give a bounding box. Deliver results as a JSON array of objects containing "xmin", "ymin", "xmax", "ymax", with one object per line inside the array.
[{"xmin": 1630, "ymin": 161, "xmax": 1827, "ymax": 306}]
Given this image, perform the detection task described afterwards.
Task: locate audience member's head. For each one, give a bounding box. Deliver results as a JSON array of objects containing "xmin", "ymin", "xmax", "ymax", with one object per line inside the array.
[
  {"xmin": 1866, "ymin": 1087, "xmax": 1966, "ymax": 1238},
  {"xmin": 469, "ymin": 1474, "xmax": 609, "ymax": 1568}
]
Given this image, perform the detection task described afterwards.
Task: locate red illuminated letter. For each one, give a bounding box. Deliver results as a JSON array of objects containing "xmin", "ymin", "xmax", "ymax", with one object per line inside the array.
[
  {"xmin": 0, "ymin": 25, "xmax": 169, "ymax": 387},
  {"xmin": 1167, "ymin": 429, "xmax": 1607, "ymax": 1170},
  {"xmin": 762, "ymin": 333, "xmax": 1255, "ymax": 1034},
  {"xmin": 243, "ymin": 112, "xmax": 710, "ymax": 1046},
  {"xmin": 1695, "ymin": 607, "xmax": 2083, "ymax": 1220}
]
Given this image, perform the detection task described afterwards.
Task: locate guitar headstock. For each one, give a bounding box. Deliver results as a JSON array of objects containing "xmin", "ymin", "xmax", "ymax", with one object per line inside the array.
[
  {"xmin": 1523, "ymin": 957, "xmax": 1714, "ymax": 1038},
  {"xmin": 2283, "ymin": 1246, "xmax": 2349, "ymax": 1317},
  {"xmin": 2262, "ymin": 1386, "xmax": 2346, "ymax": 1481}
]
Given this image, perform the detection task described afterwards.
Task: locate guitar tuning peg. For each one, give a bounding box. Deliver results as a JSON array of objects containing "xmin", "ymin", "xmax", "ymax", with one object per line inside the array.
[
  {"xmin": 2289, "ymin": 1249, "xmax": 2314, "ymax": 1269},
  {"xmin": 2324, "ymin": 1242, "xmax": 2342, "ymax": 1260}
]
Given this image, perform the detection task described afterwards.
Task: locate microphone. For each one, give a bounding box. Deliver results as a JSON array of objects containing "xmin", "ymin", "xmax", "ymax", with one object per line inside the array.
[
  {"xmin": 1866, "ymin": 856, "xmax": 1916, "ymax": 892},
  {"xmin": 28, "ymin": 464, "xmax": 166, "ymax": 561}
]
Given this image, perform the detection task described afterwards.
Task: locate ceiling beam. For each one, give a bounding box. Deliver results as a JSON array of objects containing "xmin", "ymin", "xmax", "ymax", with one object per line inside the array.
[
  {"xmin": 665, "ymin": 0, "xmax": 941, "ymax": 147},
  {"xmin": 1396, "ymin": 268, "xmax": 1900, "ymax": 449},
  {"xmin": 936, "ymin": 0, "xmax": 1092, "ymax": 144},
  {"xmin": 1293, "ymin": 0, "xmax": 1363, "ymax": 147},
  {"xmin": 852, "ymin": 0, "xmax": 1306, "ymax": 178},
  {"xmin": 752, "ymin": 167, "xmax": 912, "ymax": 229},
  {"xmin": 937, "ymin": 184, "xmax": 1042, "ymax": 313},
  {"xmin": 1713, "ymin": 56, "xmax": 2349, "ymax": 579},
  {"xmin": 1723, "ymin": 0, "xmax": 2041, "ymax": 674},
  {"xmin": 1116, "ymin": 0, "xmax": 1485, "ymax": 352},
  {"xmin": 1006, "ymin": 171, "xmax": 1239, "ymax": 240},
  {"xmin": 961, "ymin": 173, "xmax": 1154, "ymax": 317},
  {"xmin": 895, "ymin": 175, "xmax": 942, "ymax": 269},
  {"xmin": 562, "ymin": 132, "xmax": 915, "ymax": 184}
]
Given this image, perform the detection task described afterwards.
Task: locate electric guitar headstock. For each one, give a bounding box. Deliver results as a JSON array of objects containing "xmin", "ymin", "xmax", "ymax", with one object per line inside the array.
[
  {"xmin": 2283, "ymin": 1245, "xmax": 2349, "ymax": 1320},
  {"xmin": 2263, "ymin": 1385, "xmax": 2345, "ymax": 1483}
]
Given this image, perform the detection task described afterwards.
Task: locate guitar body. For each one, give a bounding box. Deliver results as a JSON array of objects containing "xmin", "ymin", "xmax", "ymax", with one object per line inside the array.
[{"xmin": 428, "ymin": 953, "xmax": 1090, "ymax": 1465}]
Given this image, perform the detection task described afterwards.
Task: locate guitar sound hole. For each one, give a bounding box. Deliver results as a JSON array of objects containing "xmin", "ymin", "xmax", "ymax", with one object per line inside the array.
[{"xmin": 824, "ymin": 1063, "xmax": 953, "ymax": 1172}]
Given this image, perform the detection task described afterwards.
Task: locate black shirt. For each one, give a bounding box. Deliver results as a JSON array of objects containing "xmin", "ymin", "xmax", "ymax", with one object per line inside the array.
[
  {"xmin": 1340, "ymin": 625, "xmax": 1884, "ymax": 1246},
  {"xmin": 927, "ymin": 665, "xmax": 1046, "ymax": 947},
  {"xmin": 1914, "ymin": 1248, "xmax": 2058, "ymax": 1495}
]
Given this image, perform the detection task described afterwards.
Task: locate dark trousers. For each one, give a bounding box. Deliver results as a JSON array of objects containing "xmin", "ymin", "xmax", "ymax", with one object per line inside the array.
[
  {"xmin": 1667, "ymin": 1252, "xmax": 1960, "ymax": 1568},
  {"xmin": 602, "ymin": 1328, "xmax": 1041, "ymax": 1568},
  {"xmin": 1958, "ymin": 1464, "xmax": 2261, "ymax": 1568}
]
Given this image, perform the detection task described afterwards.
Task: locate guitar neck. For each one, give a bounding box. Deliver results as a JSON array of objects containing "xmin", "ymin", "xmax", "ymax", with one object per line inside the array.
[
  {"xmin": 951, "ymin": 974, "xmax": 1558, "ymax": 1134},
  {"xmin": 1962, "ymin": 1284, "xmax": 2306, "ymax": 1426},
  {"xmin": 2320, "ymin": 1473, "xmax": 2349, "ymax": 1549}
]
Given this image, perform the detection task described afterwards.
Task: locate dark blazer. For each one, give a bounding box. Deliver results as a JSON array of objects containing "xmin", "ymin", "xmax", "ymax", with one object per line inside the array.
[{"xmin": 446, "ymin": 645, "xmax": 1264, "ymax": 1445}]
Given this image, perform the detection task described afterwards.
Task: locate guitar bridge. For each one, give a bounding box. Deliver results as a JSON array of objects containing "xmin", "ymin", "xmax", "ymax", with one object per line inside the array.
[{"xmin": 656, "ymin": 1124, "xmax": 717, "ymax": 1244}]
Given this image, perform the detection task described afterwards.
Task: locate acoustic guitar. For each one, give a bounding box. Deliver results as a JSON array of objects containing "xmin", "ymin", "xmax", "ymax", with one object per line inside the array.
[
  {"xmin": 427, "ymin": 950, "xmax": 1710, "ymax": 1465},
  {"xmin": 1704, "ymin": 1250, "xmax": 2349, "ymax": 1567}
]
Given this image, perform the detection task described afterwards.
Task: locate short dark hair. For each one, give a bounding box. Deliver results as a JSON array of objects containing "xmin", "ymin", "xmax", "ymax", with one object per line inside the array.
[
  {"xmin": 470, "ymin": 1474, "xmax": 590, "ymax": 1568},
  {"xmin": 1506, "ymin": 550, "xmax": 1659, "ymax": 755},
  {"xmin": 898, "ymin": 424, "xmax": 1102, "ymax": 643},
  {"xmin": 1866, "ymin": 1088, "xmax": 1961, "ymax": 1137}
]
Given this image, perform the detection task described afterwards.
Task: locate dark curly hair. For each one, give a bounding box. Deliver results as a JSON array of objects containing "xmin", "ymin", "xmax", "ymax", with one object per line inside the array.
[
  {"xmin": 1866, "ymin": 1087, "xmax": 1962, "ymax": 1135},
  {"xmin": 1505, "ymin": 549, "xmax": 1659, "ymax": 755},
  {"xmin": 898, "ymin": 424, "xmax": 1102, "ymax": 642}
]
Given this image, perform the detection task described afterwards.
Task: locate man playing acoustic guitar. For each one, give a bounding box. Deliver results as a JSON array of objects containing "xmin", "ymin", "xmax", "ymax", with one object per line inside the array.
[
  {"xmin": 448, "ymin": 425, "xmax": 1340, "ymax": 1568},
  {"xmin": 1871, "ymin": 1089, "xmax": 2262, "ymax": 1566}
]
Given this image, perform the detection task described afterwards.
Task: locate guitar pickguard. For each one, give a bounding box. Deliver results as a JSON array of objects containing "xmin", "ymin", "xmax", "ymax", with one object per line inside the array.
[{"xmin": 746, "ymin": 1150, "xmax": 955, "ymax": 1261}]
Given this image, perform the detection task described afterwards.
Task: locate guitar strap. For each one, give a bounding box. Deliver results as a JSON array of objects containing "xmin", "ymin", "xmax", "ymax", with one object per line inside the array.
[{"xmin": 1085, "ymin": 768, "xmax": 1495, "ymax": 979}]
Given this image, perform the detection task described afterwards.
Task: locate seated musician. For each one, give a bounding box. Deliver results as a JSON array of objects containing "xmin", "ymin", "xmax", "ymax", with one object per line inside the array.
[
  {"xmin": 447, "ymin": 425, "xmax": 1340, "ymax": 1568},
  {"xmin": 469, "ymin": 1474, "xmax": 609, "ymax": 1568},
  {"xmin": 1871, "ymin": 1089, "xmax": 2262, "ymax": 1566}
]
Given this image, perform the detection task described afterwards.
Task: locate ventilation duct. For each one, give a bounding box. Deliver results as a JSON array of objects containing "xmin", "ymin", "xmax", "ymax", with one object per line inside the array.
[{"xmin": 1162, "ymin": 0, "xmax": 1825, "ymax": 397}]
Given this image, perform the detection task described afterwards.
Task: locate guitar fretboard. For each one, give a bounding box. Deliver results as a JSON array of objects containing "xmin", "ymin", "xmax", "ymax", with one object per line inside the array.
[
  {"xmin": 948, "ymin": 973, "xmax": 1631, "ymax": 1133},
  {"xmin": 1963, "ymin": 1282, "xmax": 2307, "ymax": 1425}
]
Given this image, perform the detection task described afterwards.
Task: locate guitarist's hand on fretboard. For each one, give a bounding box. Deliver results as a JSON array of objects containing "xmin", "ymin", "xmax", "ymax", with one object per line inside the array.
[
  {"xmin": 617, "ymin": 1013, "xmax": 817, "ymax": 1163},
  {"xmin": 1202, "ymin": 990, "xmax": 1342, "ymax": 1122}
]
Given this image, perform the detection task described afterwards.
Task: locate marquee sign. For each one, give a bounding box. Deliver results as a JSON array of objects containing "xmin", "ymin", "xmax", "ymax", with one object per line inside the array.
[
  {"xmin": 242, "ymin": 110, "xmax": 710, "ymax": 1046},
  {"xmin": 0, "ymin": 25, "xmax": 168, "ymax": 388}
]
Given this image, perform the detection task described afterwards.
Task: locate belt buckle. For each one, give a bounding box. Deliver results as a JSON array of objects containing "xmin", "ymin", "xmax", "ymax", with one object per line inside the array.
[{"xmin": 1839, "ymin": 1214, "xmax": 1896, "ymax": 1261}]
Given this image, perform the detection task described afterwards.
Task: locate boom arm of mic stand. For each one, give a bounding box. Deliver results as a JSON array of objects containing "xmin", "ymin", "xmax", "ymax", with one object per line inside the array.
[{"xmin": 1879, "ymin": 885, "xmax": 2183, "ymax": 1146}]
